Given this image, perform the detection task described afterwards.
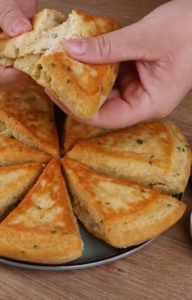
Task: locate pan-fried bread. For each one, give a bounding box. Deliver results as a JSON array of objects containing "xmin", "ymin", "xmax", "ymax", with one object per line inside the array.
[
  {"xmin": 61, "ymin": 158, "xmax": 186, "ymax": 248},
  {"xmin": 0, "ymin": 84, "xmax": 60, "ymax": 158},
  {"xmin": 0, "ymin": 163, "xmax": 43, "ymax": 218},
  {"xmin": 62, "ymin": 116, "xmax": 116, "ymax": 153},
  {"xmin": 0, "ymin": 121, "xmax": 12, "ymax": 138},
  {"xmin": 0, "ymin": 9, "xmax": 65, "ymax": 61},
  {"xmin": 66, "ymin": 120, "xmax": 192, "ymax": 194},
  {"xmin": 1, "ymin": 9, "xmax": 120, "ymax": 119},
  {"xmin": 0, "ymin": 135, "xmax": 51, "ymax": 166},
  {"xmin": 0, "ymin": 159, "xmax": 83, "ymax": 264}
]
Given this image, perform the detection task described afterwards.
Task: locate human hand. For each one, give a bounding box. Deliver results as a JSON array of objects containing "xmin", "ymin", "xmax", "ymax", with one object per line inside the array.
[
  {"xmin": 0, "ymin": 0, "xmax": 37, "ymax": 90},
  {"xmin": 48, "ymin": 0, "xmax": 192, "ymax": 128}
]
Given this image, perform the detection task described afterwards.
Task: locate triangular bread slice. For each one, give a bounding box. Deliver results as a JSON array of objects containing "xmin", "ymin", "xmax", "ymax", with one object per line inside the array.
[
  {"xmin": 0, "ymin": 159, "xmax": 83, "ymax": 264},
  {"xmin": 66, "ymin": 120, "xmax": 192, "ymax": 194},
  {"xmin": 61, "ymin": 157, "xmax": 186, "ymax": 248},
  {"xmin": 62, "ymin": 116, "xmax": 116, "ymax": 153},
  {"xmin": 0, "ymin": 162, "xmax": 43, "ymax": 218},
  {"xmin": 0, "ymin": 84, "xmax": 60, "ymax": 158},
  {"xmin": 0, "ymin": 135, "xmax": 51, "ymax": 166},
  {"xmin": 0, "ymin": 9, "xmax": 120, "ymax": 119}
]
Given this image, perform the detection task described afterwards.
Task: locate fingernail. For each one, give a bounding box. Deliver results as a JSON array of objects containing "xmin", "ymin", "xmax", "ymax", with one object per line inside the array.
[
  {"xmin": 11, "ymin": 19, "xmax": 29, "ymax": 34},
  {"xmin": 65, "ymin": 40, "xmax": 86, "ymax": 55}
]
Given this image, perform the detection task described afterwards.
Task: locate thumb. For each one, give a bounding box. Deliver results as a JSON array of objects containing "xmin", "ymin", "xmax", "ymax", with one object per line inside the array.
[
  {"xmin": 64, "ymin": 22, "xmax": 152, "ymax": 64},
  {"xmin": 0, "ymin": 0, "xmax": 32, "ymax": 37}
]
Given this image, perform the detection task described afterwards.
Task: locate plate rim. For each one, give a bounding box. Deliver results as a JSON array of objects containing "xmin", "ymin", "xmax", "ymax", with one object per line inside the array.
[
  {"xmin": 0, "ymin": 193, "xmax": 183, "ymax": 271},
  {"xmin": 0, "ymin": 238, "xmax": 156, "ymax": 271}
]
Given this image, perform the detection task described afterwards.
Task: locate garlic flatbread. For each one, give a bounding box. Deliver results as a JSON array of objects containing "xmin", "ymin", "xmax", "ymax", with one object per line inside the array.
[
  {"xmin": 0, "ymin": 159, "xmax": 83, "ymax": 264},
  {"xmin": 0, "ymin": 135, "xmax": 51, "ymax": 166},
  {"xmin": 62, "ymin": 116, "xmax": 116, "ymax": 153},
  {"xmin": 61, "ymin": 157, "xmax": 186, "ymax": 248},
  {"xmin": 66, "ymin": 120, "xmax": 191, "ymax": 194},
  {"xmin": 0, "ymin": 9, "xmax": 120, "ymax": 119},
  {"xmin": 0, "ymin": 163, "xmax": 43, "ymax": 218},
  {"xmin": 0, "ymin": 84, "xmax": 60, "ymax": 158}
]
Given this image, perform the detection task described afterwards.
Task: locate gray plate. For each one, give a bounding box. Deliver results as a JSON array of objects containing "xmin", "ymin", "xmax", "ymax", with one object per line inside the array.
[{"xmin": 0, "ymin": 194, "xmax": 183, "ymax": 271}]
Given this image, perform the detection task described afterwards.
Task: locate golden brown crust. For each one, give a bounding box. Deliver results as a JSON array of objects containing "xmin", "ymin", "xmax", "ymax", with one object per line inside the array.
[
  {"xmin": 66, "ymin": 120, "xmax": 192, "ymax": 194},
  {"xmin": 0, "ymin": 135, "xmax": 51, "ymax": 166},
  {"xmin": 0, "ymin": 121, "xmax": 12, "ymax": 138},
  {"xmin": 0, "ymin": 84, "xmax": 60, "ymax": 158},
  {"xmin": 0, "ymin": 228, "xmax": 83, "ymax": 264},
  {"xmin": 15, "ymin": 52, "xmax": 119, "ymax": 118},
  {"xmin": 39, "ymin": 51, "xmax": 119, "ymax": 119},
  {"xmin": 0, "ymin": 159, "xmax": 83, "ymax": 264},
  {"xmin": 0, "ymin": 163, "xmax": 43, "ymax": 217},
  {"xmin": 62, "ymin": 116, "xmax": 117, "ymax": 153},
  {"xmin": 61, "ymin": 157, "xmax": 186, "ymax": 248}
]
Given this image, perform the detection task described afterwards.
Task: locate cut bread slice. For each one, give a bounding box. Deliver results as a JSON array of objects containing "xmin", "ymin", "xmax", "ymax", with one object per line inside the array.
[
  {"xmin": 0, "ymin": 159, "xmax": 83, "ymax": 264},
  {"xmin": 66, "ymin": 120, "xmax": 192, "ymax": 194},
  {"xmin": 61, "ymin": 157, "xmax": 186, "ymax": 248},
  {"xmin": 0, "ymin": 84, "xmax": 60, "ymax": 158},
  {"xmin": 0, "ymin": 135, "xmax": 51, "ymax": 166},
  {"xmin": 62, "ymin": 116, "xmax": 117, "ymax": 153},
  {"xmin": 0, "ymin": 9, "xmax": 65, "ymax": 61},
  {"xmin": 0, "ymin": 163, "xmax": 43, "ymax": 218},
  {"xmin": 0, "ymin": 9, "xmax": 120, "ymax": 119}
]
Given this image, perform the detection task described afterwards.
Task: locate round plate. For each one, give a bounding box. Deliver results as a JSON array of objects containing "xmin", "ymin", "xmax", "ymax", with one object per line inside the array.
[{"xmin": 0, "ymin": 193, "xmax": 183, "ymax": 271}]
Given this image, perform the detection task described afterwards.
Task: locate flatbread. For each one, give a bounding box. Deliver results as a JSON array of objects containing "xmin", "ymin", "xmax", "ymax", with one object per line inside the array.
[
  {"xmin": 66, "ymin": 120, "xmax": 192, "ymax": 194},
  {"xmin": 0, "ymin": 84, "xmax": 60, "ymax": 158},
  {"xmin": 0, "ymin": 135, "xmax": 51, "ymax": 166},
  {"xmin": 0, "ymin": 9, "xmax": 120, "ymax": 119},
  {"xmin": 0, "ymin": 158, "xmax": 83, "ymax": 264},
  {"xmin": 62, "ymin": 116, "xmax": 116, "ymax": 153},
  {"xmin": 61, "ymin": 157, "xmax": 186, "ymax": 248},
  {"xmin": 0, "ymin": 162, "xmax": 43, "ymax": 218}
]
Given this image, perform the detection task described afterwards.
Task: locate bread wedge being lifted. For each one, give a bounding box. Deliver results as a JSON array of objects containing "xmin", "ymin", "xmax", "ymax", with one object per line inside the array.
[{"xmin": 0, "ymin": 9, "xmax": 120, "ymax": 119}]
